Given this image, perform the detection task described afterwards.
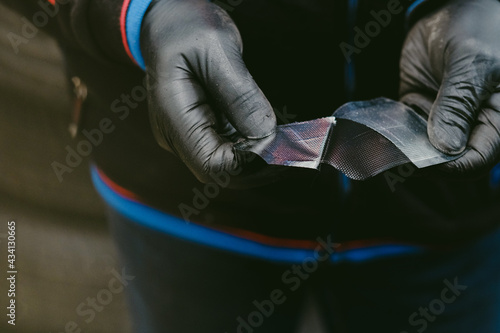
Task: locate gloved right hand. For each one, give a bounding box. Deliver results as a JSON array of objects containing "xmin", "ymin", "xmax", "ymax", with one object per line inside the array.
[
  {"xmin": 140, "ymin": 0, "xmax": 277, "ymax": 185},
  {"xmin": 399, "ymin": 0, "xmax": 500, "ymax": 177}
]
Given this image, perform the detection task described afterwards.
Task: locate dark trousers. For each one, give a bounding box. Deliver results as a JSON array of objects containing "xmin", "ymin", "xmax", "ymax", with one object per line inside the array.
[{"xmin": 108, "ymin": 208, "xmax": 500, "ymax": 333}]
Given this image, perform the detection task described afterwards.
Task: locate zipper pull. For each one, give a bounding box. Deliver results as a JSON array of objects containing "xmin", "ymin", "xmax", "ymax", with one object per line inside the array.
[{"xmin": 68, "ymin": 76, "xmax": 87, "ymax": 139}]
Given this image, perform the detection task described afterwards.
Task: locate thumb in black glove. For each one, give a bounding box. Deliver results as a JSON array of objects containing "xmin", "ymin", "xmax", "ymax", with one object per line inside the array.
[
  {"xmin": 400, "ymin": 0, "xmax": 500, "ymax": 176},
  {"xmin": 140, "ymin": 0, "xmax": 276, "ymax": 185}
]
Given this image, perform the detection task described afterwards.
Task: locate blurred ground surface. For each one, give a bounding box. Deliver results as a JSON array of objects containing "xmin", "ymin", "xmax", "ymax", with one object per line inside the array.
[{"xmin": 0, "ymin": 4, "xmax": 326, "ymax": 333}]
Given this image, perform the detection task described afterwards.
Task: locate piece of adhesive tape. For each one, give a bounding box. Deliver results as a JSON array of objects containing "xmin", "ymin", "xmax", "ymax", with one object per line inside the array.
[{"xmin": 235, "ymin": 97, "xmax": 462, "ymax": 180}]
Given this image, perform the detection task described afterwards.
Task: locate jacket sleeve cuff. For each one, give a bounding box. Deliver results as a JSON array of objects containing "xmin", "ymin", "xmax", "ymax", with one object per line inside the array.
[
  {"xmin": 49, "ymin": 0, "xmax": 153, "ymax": 69},
  {"xmin": 121, "ymin": 0, "xmax": 153, "ymax": 70}
]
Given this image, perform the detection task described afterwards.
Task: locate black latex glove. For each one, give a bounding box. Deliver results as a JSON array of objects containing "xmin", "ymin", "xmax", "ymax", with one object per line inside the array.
[
  {"xmin": 400, "ymin": 0, "xmax": 500, "ymax": 177},
  {"xmin": 140, "ymin": 0, "xmax": 276, "ymax": 185}
]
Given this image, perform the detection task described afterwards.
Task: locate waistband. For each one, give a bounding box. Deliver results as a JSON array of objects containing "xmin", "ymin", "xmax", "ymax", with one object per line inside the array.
[{"xmin": 91, "ymin": 165, "xmax": 426, "ymax": 263}]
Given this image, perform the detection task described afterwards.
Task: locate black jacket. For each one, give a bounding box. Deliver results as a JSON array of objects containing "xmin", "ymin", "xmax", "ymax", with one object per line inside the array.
[{"xmin": 4, "ymin": 0, "xmax": 499, "ymax": 246}]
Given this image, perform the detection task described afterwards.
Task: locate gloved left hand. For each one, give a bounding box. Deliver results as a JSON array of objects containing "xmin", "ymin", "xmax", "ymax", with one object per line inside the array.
[{"xmin": 400, "ymin": 0, "xmax": 500, "ymax": 177}]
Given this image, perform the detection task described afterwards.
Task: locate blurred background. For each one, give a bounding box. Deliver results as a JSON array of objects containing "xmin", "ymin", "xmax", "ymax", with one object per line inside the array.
[
  {"xmin": 0, "ymin": 4, "xmax": 325, "ymax": 332},
  {"xmin": 0, "ymin": 3, "xmax": 132, "ymax": 332}
]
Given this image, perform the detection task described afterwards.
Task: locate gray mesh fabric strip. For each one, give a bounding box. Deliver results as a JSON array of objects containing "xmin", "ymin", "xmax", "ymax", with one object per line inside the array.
[{"xmin": 236, "ymin": 97, "xmax": 462, "ymax": 180}]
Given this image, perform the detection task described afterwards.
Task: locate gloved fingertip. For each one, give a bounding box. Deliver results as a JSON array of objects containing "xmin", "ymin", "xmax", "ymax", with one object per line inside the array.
[{"xmin": 429, "ymin": 125, "xmax": 468, "ymax": 155}]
